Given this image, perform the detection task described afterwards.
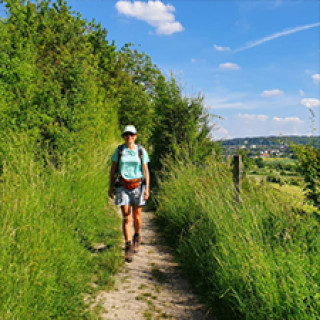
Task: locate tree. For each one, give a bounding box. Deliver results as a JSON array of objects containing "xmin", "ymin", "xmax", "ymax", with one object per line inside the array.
[
  {"xmin": 0, "ymin": 0, "xmax": 119, "ymax": 161},
  {"xmin": 112, "ymin": 44, "xmax": 161, "ymax": 147},
  {"xmin": 292, "ymin": 144, "xmax": 320, "ymax": 205},
  {"xmin": 255, "ymin": 157, "xmax": 264, "ymax": 168},
  {"xmin": 151, "ymin": 74, "xmax": 216, "ymax": 173}
]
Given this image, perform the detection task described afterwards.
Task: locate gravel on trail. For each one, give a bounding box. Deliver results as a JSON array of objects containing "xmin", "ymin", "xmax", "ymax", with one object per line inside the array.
[{"xmin": 92, "ymin": 210, "xmax": 212, "ymax": 320}]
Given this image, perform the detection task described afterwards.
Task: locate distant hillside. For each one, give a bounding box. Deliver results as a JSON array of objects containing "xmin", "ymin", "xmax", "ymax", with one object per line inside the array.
[{"xmin": 222, "ymin": 135, "xmax": 320, "ymax": 149}]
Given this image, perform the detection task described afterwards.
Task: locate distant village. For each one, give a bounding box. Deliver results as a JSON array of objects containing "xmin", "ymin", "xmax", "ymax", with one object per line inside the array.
[
  {"xmin": 221, "ymin": 135, "xmax": 320, "ymax": 158},
  {"xmin": 223, "ymin": 142, "xmax": 293, "ymax": 158}
]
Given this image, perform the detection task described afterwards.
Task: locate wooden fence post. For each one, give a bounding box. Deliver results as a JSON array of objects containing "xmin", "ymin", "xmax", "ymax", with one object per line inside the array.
[{"xmin": 232, "ymin": 155, "xmax": 242, "ymax": 202}]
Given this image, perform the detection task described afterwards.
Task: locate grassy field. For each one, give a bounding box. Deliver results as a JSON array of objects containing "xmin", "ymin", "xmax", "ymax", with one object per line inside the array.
[
  {"xmin": 156, "ymin": 158, "xmax": 320, "ymax": 320},
  {"xmin": 263, "ymin": 157, "xmax": 296, "ymax": 164},
  {"xmin": 0, "ymin": 136, "xmax": 123, "ymax": 319},
  {"xmin": 249, "ymin": 157, "xmax": 303, "ymax": 187}
]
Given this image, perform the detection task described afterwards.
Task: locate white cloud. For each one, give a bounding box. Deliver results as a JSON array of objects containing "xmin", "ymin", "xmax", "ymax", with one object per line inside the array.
[
  {"xmin": 301, "ymin": 98, "xmax": 320, "ymax": 108},
  {"xmin": 312, "ymin": 74, "xmax": 320, "ymax": 83},
  {"xmin": 212, "ymin": 126, "xmax": 230, "ymax": 140},
  {"xmin": 115, "ymin": 0, "xmax": 184, "ymax": 35},
  {"xmin": 191, "ymin": 58, "xmax": 206, "ymax": 64},
  {"xmin": 261, "ymin": 89, "xmax": 284, "ymax": 97},
  {"xmin": 225, "ymin": 114, "xmax": 307, "ymax": 138},
  {"xmin": 204, "ymin": 89, "xmax": 248, "ymax": 110},
  {"xmin": 273, "ymin": 116, "xmax": 304, "ymax": 124},
  {"xmin": 270, "ymin": 116, "xmax": 305, "ymax": 136},
  {"xmin": 299, "ymin": 90, "xmax": 305, "ymax": 96},
  {"xmin": 219, "ymin": 62, "xmax": 240, "ymax": 70},
  {"xmin": 156, "ymin": 21, "xmax": 183, "ymax": 35},
  {"xmin": 237, "ymin": 113, "xmax": 268, "ymax": 121},
  {"xmin": 205, "ymin": 88, "xmax": 302, "ymax": 112},
  {"xmin": 234, "ymin": 22, "xmax": 320, "ymax": 52},
  {"xmin": 214, "ymin": 44, "xmax": 231, "ymax": 52},
  {"xmin": 205, "ymin": 88, "xmax": 316, "ymax": 137},
  {"xmin": 214, "ymin": 108, "xmax": 312, "ymax": 138}
]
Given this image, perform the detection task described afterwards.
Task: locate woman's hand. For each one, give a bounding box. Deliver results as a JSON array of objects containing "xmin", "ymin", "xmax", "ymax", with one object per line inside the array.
[{"xmin": 144, "ymin": 187, "xmax": 149, "ymax": 201}]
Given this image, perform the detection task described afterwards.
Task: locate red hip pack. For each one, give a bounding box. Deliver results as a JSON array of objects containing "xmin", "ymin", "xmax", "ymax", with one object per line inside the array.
[{"xmin": 120, "ymin": 177, "xmax": 141, "ymax": 190}]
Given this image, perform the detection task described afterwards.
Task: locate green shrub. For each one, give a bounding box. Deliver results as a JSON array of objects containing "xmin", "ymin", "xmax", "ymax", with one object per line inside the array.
[{"xmin": 266, "ymin": 173, "xmax": 282, "ymax": 183}]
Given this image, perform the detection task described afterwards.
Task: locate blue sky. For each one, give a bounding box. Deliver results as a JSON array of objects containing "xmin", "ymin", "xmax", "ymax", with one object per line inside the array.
[{"xmin": 1, "ymin": 1, "xmax": 320, "ymax": 139}]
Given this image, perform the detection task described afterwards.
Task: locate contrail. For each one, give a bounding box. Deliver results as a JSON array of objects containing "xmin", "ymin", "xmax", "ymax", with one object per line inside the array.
[{"xmin": 234, "ymin": 22, "xmax": 320, "ymax": 53}]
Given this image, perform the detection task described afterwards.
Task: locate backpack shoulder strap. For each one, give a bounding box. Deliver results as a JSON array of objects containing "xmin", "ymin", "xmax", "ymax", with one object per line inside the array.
[
  {"xmin": 117, "ymin": 144, "xmax": 125, "ymax": 162},
  {"xmin": 116, "ymin": 144, "xmax": 125, "ymax": 174},
  {"xmin": 138, "ymin": 145, "xmax": 145, "ymax": 166},
  {"xmin": 137, "ymin": 145, "xmax": 145, "ymax": 178},
  {"xmin": 137, "ymin": 145, "xmax": 143, "ymax": 158}
]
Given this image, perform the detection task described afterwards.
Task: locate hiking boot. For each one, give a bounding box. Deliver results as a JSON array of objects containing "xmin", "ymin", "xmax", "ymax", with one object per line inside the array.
[
  {"xmin": 133, "ymin": 234, "xmax": 141, "ymax": 253},
  {"xmin": 125, "ymin": 242, "xmax": 134, "ymax": 263}
]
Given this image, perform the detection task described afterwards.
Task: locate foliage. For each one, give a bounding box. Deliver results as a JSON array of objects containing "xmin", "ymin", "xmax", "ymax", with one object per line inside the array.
[
  {"xmin": 0, "ymin": 1, "xmax": 124, "ymax": 317},
  {"xmin": 151, "ymin": 74, "xmax": 217, "ymax": 174},
  {"xmin": 0, "ymin": 134, "xmax": 122, "ymax": 319},
  {"xmin": 255, "ymin": 157, "xmax": 264, "ymax": 168},
  {"xmin": 0, "ymin": 0, "xmax": 221, "ymax": 317},
  {"xmin": 109, "ymin": 44, "xmax": 162, "ymax": 147},
  {"xmin": 4, "ymin": 2, "xmax": 319, "ymax": 319},
  {"xmin": 292, "ymin": 144, "xmax": 320, "ymax": 205},
  {"xmin": 0, "ymin": 0, "xmax": 119, "ymax": 162},
  {"xmin": 156, "ymin": 157, "xmax": 320, "ymax": 320},
  {"xmin": 237, "ymin": 148, "xmax": 254, "ymax": 172}
]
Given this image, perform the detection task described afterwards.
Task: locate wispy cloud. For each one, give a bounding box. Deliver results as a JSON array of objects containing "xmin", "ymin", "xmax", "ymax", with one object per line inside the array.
[
  {"xmin": 210, "ymin": 102, "xmax": 245, "ymax": 109},
  {"xmin": 191, "ymin": 58, "xmax": 206, "ymax": 64},
  {"xmin": 115, "ymin": 1, "xmax": 184, "ymax": 35},
  {"xmin": 234, "ymin": 22, "xmax": 320, "ymax": 52},
  {"xmin": 238, "ymin": 113, "xmax": 268, "ymax": 121},
  {"xmin": 219, "ymin": 62, "xmax": 240, "ymax": 70},
  {"xmin": 301, "ymin": 98, "xmax": 320, "ymax": 108},
  {"xmin": 299, "ymin": 90, "xmax": 305, "ymax": 97},
  {"xmin": 226, "ymin": 114, "xmax": 306, "ymax": 138},
  {"xmin": 204, "ymin": 89, "xmax": 249, "ymax": 110},
  {"xmin": 214, "ymin": 44, "xmax": 231, "ymax": 52},
  {"xmin": 261, "ymin": 89, "xmax": 283, "ymax": 97},
  {"xmin": 273, "ymin": 116, "xmax": 304, "ymax": 124},
  {"xmin": 205, "ymin": 88, "xmax": 304, "ymax": 113},
  {"xmin": 212, "ymin": 125, "xmax": 230, "ymax": 140}
]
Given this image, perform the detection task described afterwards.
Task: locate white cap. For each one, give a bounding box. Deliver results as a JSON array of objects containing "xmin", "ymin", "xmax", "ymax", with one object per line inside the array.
[{"xmin": 122, "ymin": 125, "xmax": 137, "ymax": 135}]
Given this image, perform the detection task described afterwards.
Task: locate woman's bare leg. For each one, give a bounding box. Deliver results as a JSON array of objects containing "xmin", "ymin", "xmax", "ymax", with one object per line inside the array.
[
  {"xmin": 132, "ymin": 205, "xmax": 142, "ymax": 235},
  {"xmin": 121, "ymin": 205, "xmax": 132, "ymax": 242}
]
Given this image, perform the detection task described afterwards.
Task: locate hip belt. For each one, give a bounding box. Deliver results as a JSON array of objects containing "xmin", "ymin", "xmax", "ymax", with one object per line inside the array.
[{"xmin": 120, "ymin": 177, "xmax": 141, "ymax": 190}]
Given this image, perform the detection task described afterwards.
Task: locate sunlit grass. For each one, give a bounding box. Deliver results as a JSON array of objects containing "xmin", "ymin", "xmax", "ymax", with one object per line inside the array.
[
  {"xmin": 156, "ymin": 158, "xmax": 320, "ymax": 320},
  {"xmin": 0, "ymin": 135, "xmax": 122, "ymax": 319},
  {"xmin": 262, "ymin": 157, "xmax": 297, "ymax": 164}
]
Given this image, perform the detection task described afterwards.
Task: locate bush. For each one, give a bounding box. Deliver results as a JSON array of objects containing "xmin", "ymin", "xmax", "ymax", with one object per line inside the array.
[{"xmin": 266, "ymin": 173, "xmax": 282, "ymax": 184}]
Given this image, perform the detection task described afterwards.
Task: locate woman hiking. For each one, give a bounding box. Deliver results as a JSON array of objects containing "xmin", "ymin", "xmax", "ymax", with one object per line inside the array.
[{"xmin": 108, "ymin": 125, "xmax": 150, "ymax": 262}]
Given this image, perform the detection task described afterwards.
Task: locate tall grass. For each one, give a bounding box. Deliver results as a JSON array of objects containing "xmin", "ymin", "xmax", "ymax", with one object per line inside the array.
[
  {"xmin": 0, "ymin": 135, "xmax": 122, "ymax": 319},
  {"xmin": 156, "ymin": 158, "xmax": 320, "ymax": 320}
]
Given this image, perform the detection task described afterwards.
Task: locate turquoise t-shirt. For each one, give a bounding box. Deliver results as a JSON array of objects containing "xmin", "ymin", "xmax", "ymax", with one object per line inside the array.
[{"xmin": 111, "ymin": 145, "xmax": 150, "ymax": 180}]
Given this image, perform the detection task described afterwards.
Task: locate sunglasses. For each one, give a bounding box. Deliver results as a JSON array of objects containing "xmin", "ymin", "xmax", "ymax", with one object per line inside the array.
[{"xmin": 123, "ymin": 132, "xmax": 136, "ymax": 137}]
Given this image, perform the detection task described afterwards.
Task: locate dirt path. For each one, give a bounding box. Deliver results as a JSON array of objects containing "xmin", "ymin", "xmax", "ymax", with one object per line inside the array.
[{"xmin": 92, "ymin": 210, "xmax": 211, "ymax": 320}]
